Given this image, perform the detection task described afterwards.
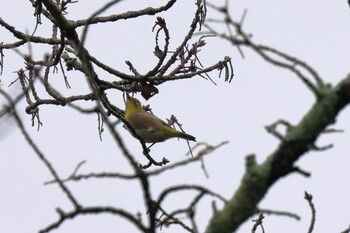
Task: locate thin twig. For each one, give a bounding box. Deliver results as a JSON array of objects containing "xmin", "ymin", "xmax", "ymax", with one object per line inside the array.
[{"xmin": 304, "ymin": 191, "xmax": 316, "ymax": 233}]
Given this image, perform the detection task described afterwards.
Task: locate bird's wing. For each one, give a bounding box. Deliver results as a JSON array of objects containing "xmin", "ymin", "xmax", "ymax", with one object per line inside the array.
[{"xmin": 127, "ymin": 111, "xmax": 164, "ymax": 132}]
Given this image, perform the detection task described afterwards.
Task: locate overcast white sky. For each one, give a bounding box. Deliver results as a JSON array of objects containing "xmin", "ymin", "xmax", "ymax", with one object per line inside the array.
[{"xmin": 1, "ymin": 1, "xmax": 350, "ymax": 233}]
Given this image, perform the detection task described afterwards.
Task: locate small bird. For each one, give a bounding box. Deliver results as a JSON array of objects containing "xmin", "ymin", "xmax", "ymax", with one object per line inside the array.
[{"xmin": 124, "ymin": 97, "xmax": 196, "ymax": 143}]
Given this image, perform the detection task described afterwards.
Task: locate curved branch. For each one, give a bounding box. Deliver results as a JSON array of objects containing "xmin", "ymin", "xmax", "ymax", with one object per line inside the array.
[{"xmin": 157, "ymin": 184, "xmax": 227, "ymax": 207}]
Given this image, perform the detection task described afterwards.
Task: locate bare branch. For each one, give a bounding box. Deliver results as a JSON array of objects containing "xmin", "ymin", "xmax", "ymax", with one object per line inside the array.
[
  {"xmin": 73, "ymin": 0, "xmax": 177, "ymax": 28},
  {"xmin": 0, "ymin": 88, "xmax": 81, "ymax": 209},
  {"xmin": 304, "ymin": 191, "xmax": 316, "ymax": 233},
  {"xmin": 251, "ymin": 213, "xmax": 265, "ymax": 233},
  {"xmin": 205, "ymin": 3, "xmax": 324, "ymax": 96},
  {"xmin": 265, "ymin": 119, "xmax": 293, "ymax": 141},
  {"xmin": 259, "ymin": 208, "xmax": 301, "ymax": 221},
  {"xmin": 40, "ymin": 206, "xmax": 147, "ymax": 233}
]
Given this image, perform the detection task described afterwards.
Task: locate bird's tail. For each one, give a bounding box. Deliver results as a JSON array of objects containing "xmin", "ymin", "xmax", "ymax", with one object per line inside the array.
[
  {"xmin": 164, "ymin": 125, "xmax": 196, "ymax": 142},
  {"xmin": 176, "ymin": 131, "xmax": 196, "ymax": 142}
]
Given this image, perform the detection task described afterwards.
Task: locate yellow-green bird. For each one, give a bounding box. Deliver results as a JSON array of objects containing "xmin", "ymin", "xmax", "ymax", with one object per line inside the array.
[{"xmin": 124, "ymin": 97, "xmax": 196, "ymax": 143}]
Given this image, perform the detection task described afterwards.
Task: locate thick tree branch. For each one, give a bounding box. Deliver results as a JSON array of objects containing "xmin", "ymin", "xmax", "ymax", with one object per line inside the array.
[{"xmin": 205, "ymin": 74, "xmax": 350, "ymax": 233}]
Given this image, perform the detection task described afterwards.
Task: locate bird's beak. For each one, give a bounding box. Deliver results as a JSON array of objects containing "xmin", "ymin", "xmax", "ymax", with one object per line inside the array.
[{"xmin": 125, "ymin": 93, "xmax": 133, "ymax": 106}]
